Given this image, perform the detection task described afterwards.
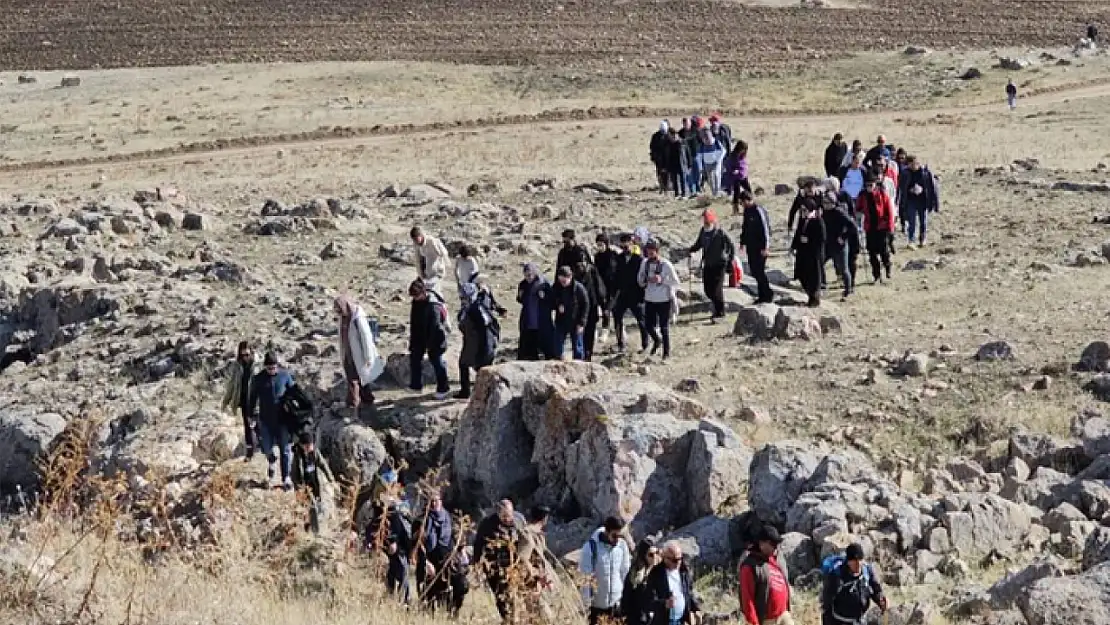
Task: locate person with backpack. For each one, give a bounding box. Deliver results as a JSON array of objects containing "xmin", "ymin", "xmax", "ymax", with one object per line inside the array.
[
  {"xmin": 579, "ymin": 517, "xmax": 633, "ymax": 625},
  {"xmin": 333, "ymin": 295, "xmax": 383, "ymax": 417},
  {"xmin": 456, "ymin": 282, "xmax": 501, "ymax": 399},
  {"xmin": 820, "ymin": 543, "xmax": 887, "ymax": 625},
  {"xmin": 739, "ymin": 526, "xmax": 792, "ymax": 625},
  {"xmin": 407, "ymin": 279, "xmax": 451, "ymax": 400},
  {"xmin": 791, "ymin": 197, "xmax": 827, "ymax": 308},
  {"xmin": 739, "ymin": 190, "xmax": 774, "ymax": 304},
  {"xmin": 612, "ymin": 234, "xmax": 648, "ymax": 353},
  {"xmin": 688, "ymin": 208, "xmax": 736, "ymax": 323},
  {"xmin": 575, "ymin": 260, "xmax": 607, "ymax": 361},
  {"xmin": 650, "ymin": 121, "xmax": 671, "ymax": 193},
  {"xmin": 646, "ymin": 541, "xmax": 701, "ymax": 625},
  {"xmin": 622, "ymin": 538, "xmax": 661, "ymax": 625},
  {"xmin": 637, "ymin": 240, "xmax": 681, "ymax": 360},
  {"xmin": 411, "ymin": 226, "xmax": 450, "ymax": 297},
  {"xmin": 857, "ymin": 175, "xmax": 895, "ymax": 284},
  {"xmin": 552, "ymin": 265, "xmax": 590, "ymax": 361},
  {"xmin": 558, "ymin": 229, "xmax": 593, "ymax": 273},
  {"xmin": 248, "ymin": 352, "xmax": 297, "ymax": 490},
  {"xmin": 517, "ymin": 263, "xmax": 556, "ymax": 361},
  {"xmin": 897, "ymin": 155, "xmax": 940, "ymax": 247}
]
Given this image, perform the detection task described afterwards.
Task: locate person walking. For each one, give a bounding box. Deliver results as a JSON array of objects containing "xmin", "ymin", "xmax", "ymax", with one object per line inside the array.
[
  {"xmin": 515, "ymin": 506, "xmax": 557, "ymax": 624},
  {"xmin": 682, "ymin": 124, "xmax": 701, "ymax": 197},
  {"xmin": 739, "ymin": 190, "xmax": 773, "ymax": 304},
  {"xmin": 1088, "ymin": 22, "xmax": 1099, "ymax": 42},
  {"xmin": 791, "ymin": 198, "xmax": 827, "ymax": 307},
  {"xmin": 248, "ymin": 352, "xmax": 297, "ymax": 490},
  {"xmin": 594, "ymin": 234, "xmax": 620, "ymax": 336},
  {"xmin": 415, "ymin": 492, "xmax": 454, "ymax": 611},
  {"xmin": 557, "ymin": 229, "xmax": 593, "ymax": 272},
  {"xmin": 646, "ymin": 541, "xmax": 702, "ymax": 625},
  {"xmin": 688, "ymin": 208, "xmax": 736, "ymax": 323},
  {"xmin": 384, "ymin": 497, "xmax": 414, "ymax": 604},
  {"xmin": 650, "ymin": 121, "xmax": 671, "ymax": 193},
  {"xmin": 838, "ymin": 153, "xmax": 867, "ymax": 215},
  {"xmin": 857, "ymin": 175, "xmax": 895, "ymax": 283},
  {"xmin": 820, "ymin": 543, "xmax": 887, "ymax": 625},
  {"xmin": 897, "ymin": 155, "xmax": 941, "ymax": 247},
  {"xmin": 456, "ymin": 283, "xmax": 500, "ymax": 399},
  {"xmin": 552, "ymin": 266, "xmax": 590, "ymax": 361},
  {"xmin": 824, "ymin": 134, "xmax": 848, "ymax": 178},
  {"xmin": 575, "ymin": 260, "xmax": 607, "ymax": 361},
  {"xmin": 411, "ymin": 226, "xmax": 449, "ymax": 296},
  {"xmin": 728, "ymin": 141, "xmax": 752, "ymax": 215},
  {"xmin": 579, "ymin": 517, "xmax": 633, "ymax": 625},
  {"xmin": 408, "ymin": 279, "xmax": 451, "ymax": 399},
  {"xmin": 863, "ymin": 135, "xmax": 891, "ymax": 171},
  {"xmin": 1005, "ymin": 79, "xmax": 1018, "ymax": 110},
  {"xmin": 709, "ymin": 114, "xmax": 733, "ymax": 153},
  {"xmin": 637, "ymin": 241, "xmax": 680, "ymax": 360},
  {"xmin": 220, "ymin": 340, "xmax": 259, "ymax": 460},
  {"xmin": 473, "ymin": 500, "xmax": 525, "ymax": 623},
  {"xmin": 821, "ymin": 179, "xmax": 858, "ymax": 300},
  {"xmin": 840, "ymin": 139, "xmax": 863, "ymax": 169},
  {"xmin": 665, "ymin": 127, "xmax": 689, "ymax": 198},
  {"xmin": 612, "ymin": 234, "xmax": 648, "ymax": 353},
  {"xmin": 333, "ymin": 295, "xmax": 384, "ymax": 417},
  {"xmin": 516, "ymin": 263, "xmax": 555, "ymax": 361},
  {"xmin": 695, "ymin": 119, "xmax": 726, "ymax": 196},
  {"xmin": 739, "ymin": 526, "xmax": 793, "ymax": 625},
  {"xmin": 454, "ymin": 244, "xmax": 481, "ymax": 300},
  {"xmin": 622, "ymin": 539, "xmax": 662, "ymax": 625}
]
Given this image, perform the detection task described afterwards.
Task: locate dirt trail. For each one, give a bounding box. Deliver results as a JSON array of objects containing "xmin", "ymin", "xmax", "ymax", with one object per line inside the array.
[{"xmin": 3, "ymin": 78, "xmax": 1109, "ymax": 177}]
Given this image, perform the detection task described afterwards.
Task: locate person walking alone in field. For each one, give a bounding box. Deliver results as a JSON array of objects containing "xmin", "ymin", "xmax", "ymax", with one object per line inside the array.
[
  {"xmin": 688, "ymin": 208, "xmax": 736, "ymax": 323},
  {"xmin": 220, "ymin": 340, "xmax": 259, "ymax": 460},
  {"xmin": 1006, "ymin": 79, "xmax": 1018, "ymax": 110},
  {"xmin": 637, "ymin": 240, "xmax": 681, "ymax": 360}
]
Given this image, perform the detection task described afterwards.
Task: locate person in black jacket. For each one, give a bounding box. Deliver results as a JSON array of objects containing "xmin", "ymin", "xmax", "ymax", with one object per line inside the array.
[
  {"xmin": 792, "ymin": 198, "xmax": 827, "ymax": 307},
  {"xmin": 688, "ymin": 208, "xmax": 736, "ymax": 322},
  {"xmin": 612, "ymin": 234, "xmax": 649, "ymax": 352},
  {"xmin": 622, "ymin": 539, "xmax": 661, "ymax": 625},
  {"xmin": 739, "ymin": 191, "xmax": 774, "ymax": 304},
  {"xmin": 517, "ymin": 263, "xmax": 556, "ymax": 361},
  {"xmin": 820, "ymin": 543, "xmax": 887, "ymax": 625},
  {"xmin": 824, "ymin": 133, "xmax": 848, "ymax": 178},
  {"xmin": 821, "ymin": 180, "xmax": 859, "ymax": 300},
  {"xmin": 384, "ymin": 499, "xmax": 414, "ymax": 604},
  {"xmin": 455, "ymin": 283, "xmax": 502, "ymax": 399},
  {"xmin": 787, "ymin": 179, "xmax": 821, "ymax": 232},
  {"xmin": 551, "ymin": 266, "xmax": 590, "ymax": 360},
  {"xmin": 594, "ymin": 234, "xmax": 619, "ymax": 331},
  {"xmin": 557, "ymin": 229, "xmax": 592, "ymax": 273},
  {"xmin": 646, "ymin": 542, "xmax": 701, "ymax": 625},
  {"xmin": 473, "ymin": 500, "xmax": 523, "ymax": 622},
  {"xmin": 649, "ymin": 121, "xmax": 670, "ymax": 193},
  {"xmin": 664, "ymin": 127, "xmax": 688, "ymax": 198},
  {"xmin": 574, "ymin": 260, "xmax": 607, "ymax": 361},
  {"xmin": 408, "ymin": 279, "xmax": 451, "ymax": 399}
]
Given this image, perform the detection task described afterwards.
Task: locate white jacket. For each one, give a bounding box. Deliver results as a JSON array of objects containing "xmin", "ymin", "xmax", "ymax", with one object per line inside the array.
[
  {"xmin": 578, "ymin": 529, "xmax": 632, "ymax": 610},
  {"xmin": 637, "ymin": 257, "xmax": 681, "ymax": 304},
  {"xmin": 343, "ymin": 306, "xmax": 385, "ymax": 386},
  {"xmin": 415, "ymin": 235, "xmax": 449, "ymax": 285}
]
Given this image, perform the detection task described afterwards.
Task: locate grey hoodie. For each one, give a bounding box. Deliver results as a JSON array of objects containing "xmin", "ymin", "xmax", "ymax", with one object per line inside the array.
[{"xmin": 636, "ymin": 256, "xmax": 680, "ymax": 303}]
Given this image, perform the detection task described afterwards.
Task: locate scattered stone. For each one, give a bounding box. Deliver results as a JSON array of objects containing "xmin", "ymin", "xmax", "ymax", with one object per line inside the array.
[
  {"xmin": 998, "ymin": 57, "xmax": 1031, "ymax": 71},
  {"xmin": 774, "ymin": 184, "xmax": 793, "ymax": 196},
  {"xmin": 181, "ymin": 212, "xmax": 207, "ymax": 231},
  {"xmin": 1078, "ymin": 341, "xmax": 1110, "ymax": 372},
  {"xmin": 60, "ymin": 75, "xmax": 81, "ymax": 88},
  {"xmin": 573, "ymin": 182, "xmax": 623, "ymax": 195},
  {"xmin": 898, "ymin": 352, "xmax": 929, "ymax": 377},
  {"xmin": 976, "ymin": 340, "xmax": 1015, "ymax": 362},
  {"xmin": 319, "ymin": 241, "xmax": 345, "ymax": 260},
  {"xmin": 960, "ymin": 68, "xmax": 983, "ymax": 80},
  {"xmin": 47, "ymin": 217, "xmax": 86, "ymax": 238},
  {"xmin": 903, "ymin": 46, "xmax": 930, "ymax": 55},
  {"xmin": 17, "ymin": 74, "xmax": 37, "ymax": 84}
]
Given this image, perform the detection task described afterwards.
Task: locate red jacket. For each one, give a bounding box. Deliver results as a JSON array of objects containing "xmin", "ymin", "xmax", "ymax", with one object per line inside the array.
[
  {"xmin": 739, "ymin": 554, "xmax": 790, "ymax": 624},
  {"xmin": 857, "ymin": 188, "xmax": 895, "ymax": 233}
]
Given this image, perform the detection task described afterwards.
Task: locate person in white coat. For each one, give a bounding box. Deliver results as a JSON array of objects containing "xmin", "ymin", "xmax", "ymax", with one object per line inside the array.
[
  {"xmin": 334, "ymin": 295, "xmax": 384, "ymax": 417},
  {"xmin": 579, "ymin": 517, "xmax": 633, "ymax": 625},
  {"xmin": 411, "ymin": 226, "xmax": 449, "ymax": 295}
]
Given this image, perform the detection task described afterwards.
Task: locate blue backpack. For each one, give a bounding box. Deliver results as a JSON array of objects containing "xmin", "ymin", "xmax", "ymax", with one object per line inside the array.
[{"xmin": 821, "ymin": 553, "xmax": 873, "ymax": 587}]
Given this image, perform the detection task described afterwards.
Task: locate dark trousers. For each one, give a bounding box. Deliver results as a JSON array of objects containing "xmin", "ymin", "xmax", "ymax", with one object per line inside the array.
[
  {"xmin": 583, "ymin": 312, "xmax": 599, "ymax": 360},
  {"xmin": 387, "ymin": 554, "xmax": 411, "ymax": 604},
  {"xmin": 747, "ymin": 251, "xmax": 773, "ymax": 303},
  {"xmin": 458, "ymin": 359, "xmax": 486, "ymax": 396},
  {"xmin": 866, "ymin": 231, "xmax": 892, "ymax": 279},
  {"xmin": 589, "ymin": 606, "xmax": 621, "ymax": 625},
  {"xmin": 488, "ymin": 574, "xmax": 513, "ymax": 620},
  {"xmin": 518, "ymin": 329, "xmax": 542, "ymax": 361},
  {"xmin": 731, "ymin": 178, "xmax": 752, "ymax": 211},
  {"xmin": 702, "ymin": 263, "xmax": 727, "ymax": 317},
  {"xmin": 239, "ymin": 404, "xmax": 258, "ymax": 453},
  {"xmin": 830, "ymin": 246, "xmax": 853, "ymax": 295},
  {"xmin": 612, "ymin": 300, "xmax": 647, "ymax": 350},
  {"xmin": 655, "ymin": 165, "xmax": 668, "ymax": 192},
  {"xmin": 410, "ymin": 349, "xmax": 449, "ymax": 393},
  {"xmin": 669, "ymin": 170, "xmax": 685, "ymax": 197},
  {"xmin": 643, "ymin": 301, "xmax": 672, "ymax": 357}
]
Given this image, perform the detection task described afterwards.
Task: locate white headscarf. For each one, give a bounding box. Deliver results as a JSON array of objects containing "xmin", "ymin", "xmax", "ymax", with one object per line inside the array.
[{"xmin": 659, "ymin": 120, "xmax": 669, "ymax": 133}]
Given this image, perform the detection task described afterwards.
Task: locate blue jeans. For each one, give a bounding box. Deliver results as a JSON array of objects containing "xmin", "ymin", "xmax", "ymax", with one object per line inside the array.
[
  {"xmin": 410, "ymin": 349, "xmax": 449, "ymax": 393},
  {"xmin": 553, "ymin": 325, "xmax": 585, "ymax": 360},
  {"xmin": 831, "ymin": 245, "xmax": 853, "ymax": 295},
  {"xmin": 906, "ymin": 205, "xmax": 928, "ymax": 243},
  {"xmin": 685, "ymin": 168, "xmax": 699, "ymax": 196},
  {"xmin": 259, "ymin": 420, "xmax": 293, "ymax": 480}
]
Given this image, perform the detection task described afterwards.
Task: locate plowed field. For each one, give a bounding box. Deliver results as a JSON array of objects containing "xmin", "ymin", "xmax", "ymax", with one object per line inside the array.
[{"xmin": 1, "ymin": 0, "xmax": 1108, "ymax": 71}]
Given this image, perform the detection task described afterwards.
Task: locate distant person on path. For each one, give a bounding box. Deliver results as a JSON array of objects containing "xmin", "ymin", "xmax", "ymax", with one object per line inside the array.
[
  {"xmin": 858, "ymin": 175, "xmax": 895, "ymax": 283},
  {"xmin": 579, "ymin": 517, "xmax": 633, "ymax": 625},
  {"xmin": 455, "ymin": 283, "xmax": 501, "ymax": 399},
  {"xmin": 411, "ymin": 226, "xmax": 449, "ymax": 296},
  {"xmin": 1006, "ymin": 79, "xmax": 1018, "ymax": 110},
  {"xmin": 822, "ymin": 178, "xmax": 859, "ymax": 300},
  {"xmin": 622, "ymin": 538, "xmax": 662, "ymax": 625},
  {"xmin": 665, "ymin": 127, "xmax": 689, "ymax": 198},
  {"xmin": 575, "ymin": 260, "xmax": 607, "ymax": 361},
  {"xmin": 248, "ymin": 352, "xmax": 296, "ymax": 490},
  {"xmin": 516, "ymin": 263, "xmax": 555, "ymax": 361},
  {"xmin": 897, "ymin": 155, "xmax": 941, "ymax": 247},
  {"xmin": 552, "ymin": 266, "xmax": 590, "ymax": 361},
  {"xmin": 333, "ymin": 295, "xmax": 383, "ymax": 416},
  {"xmin": 637, "ymin": 240, "xmax": 680, "ymax": 360},
  {"xmin": 407, "ymin": 279, "xmax": 451, "ymax": 400},
  {"xmin": 824, "ymin": 133, "xmax": 848, "ymax": 178},
  {"xmin": 739, "ymin": 190, "xmax": 774, "ymax": 304},
  {"xmin": 820, "ymin": 543, "xmax": 887, "ymax": 625},
  {"xmin": 474, "ymin": 500, "xmax": 524, "ymax": 623},
  {"xmin": 739, "ymin": 526, "xmax": 793, "ymax": 625},
  {"xmin": 612, "ymin": 234, "xmax": 649, "ymax": 353},
  {"xmin": 220, "ymin": 340, "xmax": 259, "ymax": 460},
  {"xmin": 688, "ymin": 208, "xmax": 736, "ymax": 323},
  {"xmin": 594, "ymin": 234, "xmax": 620, "ymax": 336},
  {"xmin": 791, "ymin": 198, "xmax": 827, "ymax": 307},
  {"xmin": 1088, "ymin": 23, "xmax": 1099, "ymax": 42},
  {"xmin": 650, "ymin": 121, "xmax": 671, "ymax": 193},
  {"xmin": 726, "ymin": 140, "xmax": 752, "ymax": 215},
  {"xmin": 646, "ymin": 541, "xmax": 701, "ymax": 625}
]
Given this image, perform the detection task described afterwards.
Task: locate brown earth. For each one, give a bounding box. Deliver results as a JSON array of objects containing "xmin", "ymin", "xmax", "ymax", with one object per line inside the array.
[{"xmin": 1, "ymin": 0, "xmax": 1109, "ymax": 71}]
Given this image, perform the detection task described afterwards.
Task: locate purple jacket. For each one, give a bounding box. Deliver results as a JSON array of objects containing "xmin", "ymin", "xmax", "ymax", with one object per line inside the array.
[{"xmin": 722, "ymin": 154, "xmax": 749, "ymax": 191}]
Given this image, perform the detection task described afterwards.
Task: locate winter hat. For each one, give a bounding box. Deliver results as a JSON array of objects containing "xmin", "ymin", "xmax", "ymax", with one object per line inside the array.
[
  {"xmin": 263, "ymin": 352, "xmax": 278, "ymax": 366},
  {"xmin": 644, "ymin": 239, "xmax": 660, "ymax": 251},
  {"xmin": 659, "ymin": 120, "xmax": 669, "ymax": 133},
  {"xmin": 846, "ymin": 543, "xmax": 866, "ymax": 561},
  {"xmin": 709, "ymin": 114, "xmax": 721, "ymax": 124}
]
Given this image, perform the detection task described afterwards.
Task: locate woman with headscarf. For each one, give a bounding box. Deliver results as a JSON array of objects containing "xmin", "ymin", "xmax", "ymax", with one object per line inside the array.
[
  {"xmin": 456, "ymin": 282, "xmax": 500, "ymax": 399},
  {"xmin": 516, "ymin": 263, "xmax": 555, "ymax": 361},
  {"xmin": 791, "ymin": 198, "xmax": 828, "ymax": 307},
  {"xmin": 334, "ymin": 295, "xmax": 384, "ymax": 415},
  {"xmin": 621, "ymin": 538, "xmax": 661, "ymax": 625}
]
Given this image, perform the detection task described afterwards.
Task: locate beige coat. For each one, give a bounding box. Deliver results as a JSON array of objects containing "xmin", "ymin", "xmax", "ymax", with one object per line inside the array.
[{"xmin": 415, "ymin": 235, "xmax": 450, "ymax": 287}]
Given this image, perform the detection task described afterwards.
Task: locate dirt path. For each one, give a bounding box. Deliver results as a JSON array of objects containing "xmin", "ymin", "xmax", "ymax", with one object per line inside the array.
[{"xmin": 3, "ymin": 77, "xmax": 1109, "ymax": 177}]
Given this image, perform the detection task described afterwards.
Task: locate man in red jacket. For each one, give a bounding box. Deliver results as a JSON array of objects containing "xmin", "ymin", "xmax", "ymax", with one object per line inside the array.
[
  {"xmin": 857, "ymin": 175, "xmax": 895, "ymax": 283},
  {"xmin": 739, "ymin": 526, "xmax": 794, "ymax": 625}
]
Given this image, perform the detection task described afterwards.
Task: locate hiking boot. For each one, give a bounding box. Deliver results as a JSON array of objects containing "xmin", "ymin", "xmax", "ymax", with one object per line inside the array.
[{"xmin": 885, "ymin": 267, "xmax": 892, "ymax": 280}]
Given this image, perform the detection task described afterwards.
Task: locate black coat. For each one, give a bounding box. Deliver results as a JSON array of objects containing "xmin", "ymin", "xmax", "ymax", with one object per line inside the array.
[
  {"xmin": 741, "ymin": 204, "xmax": 772, "ymax": 252},
  {"xmin": 458, "ymin": 299, "xmax": 498, "ymax": 368},
  {"xmin": 824, "ymin": 141, "xmax": 848, "ymax": 178},
  {"xmin": 614, "ymin": 251, "xmax": 646, "ymax": 305},
  {"xmin": 557, "ymin": 243, "xmax": 592, "ymax": 274},
  {"xmin": 594, "ymin": 249, "xmax": 620, "ymax": 306},
  {"xmin": 689, "ymin": 226, "xmax": 736, "ymax": 269},
  {"xmin": 664, "ymin": 136, "xmax": 687, "ymax": 174},
  {"xmin": 649, "ymin": 131, "xmax": 669, "ymax": 166},
  {"xmin": 820, "ymin": 564, "xmax": 885, "ymax": 623},
  {"xmin": 822, "ymin": 202, "xmax": 858, "ymax": 257},
  {"xmin": 552, "ymin": 279, "xmax": 590, "ymax": 328},
  {"xmin": 646, "ymin": 563, "xmax": 700, "ymax": 625},
  {"xmin": 409, "ymin": 296, "xmax": 448, "ymax": 355},
  {"xmin": 576, "ymin": 264, "xmax": 607, "ymax": 320},
  {"xmin": 792, "ymin": 214, "xmax": 827, "ymax": 294}
]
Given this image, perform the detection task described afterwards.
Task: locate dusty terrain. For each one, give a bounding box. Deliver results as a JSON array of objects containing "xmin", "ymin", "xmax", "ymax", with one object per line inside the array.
[{"xmin": 2, "ymin": 12, "xmax": 1110, "ymax": 625}]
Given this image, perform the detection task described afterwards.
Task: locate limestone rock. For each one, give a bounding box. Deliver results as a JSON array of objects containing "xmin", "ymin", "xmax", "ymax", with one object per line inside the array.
[
  {"xmin": 748, "ymin": 441, "xmax": 822, "ymax": 526},
  {"xmin": 0, "ymin": 410, "xmax": 67, "ymax": 489},
  {"xmin": 1018, "ymin": 563, "xmax": 1110, "ymax": 625},
  {"xmin": 685, "ymin": 426, "xmax": 752, "ymax": 519},
  {"xmin": 976, "ymin": 340, "xmax": 1015, "ymax": 361},
  {"xmin": 988, "ymin": 559, "xmax": 1068, "ymax": 610},
  {"xmin": 663, "ymin": 515, "xmax": 733, "ymax": 567},
  {"xmin": 941, "ymin": 493, "xmax": 1032, "ymax": 555},
  {"xmin": 316, "ymin": 415, "xmax": 387, "ymax": 488}
]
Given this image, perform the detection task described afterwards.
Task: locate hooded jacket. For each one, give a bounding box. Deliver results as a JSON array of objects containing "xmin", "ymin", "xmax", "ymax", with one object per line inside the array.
[
  {"xmin": 342, "ymin": 305, "xmax": 384, "ymax": 386},
  {"xmin": 552, "ymin": 278, "xmax": 590, "ymax": 328},
  {"xmin": 220, "ymin": 355, "xmax": 259, "ymax": 415},
  {"xmin": 578, "ymin": 529, "xmax": 633, "ymax": 610},
  {"xmin": 414, "ymin": 235, "xmax": 450, "ymax": 285}
]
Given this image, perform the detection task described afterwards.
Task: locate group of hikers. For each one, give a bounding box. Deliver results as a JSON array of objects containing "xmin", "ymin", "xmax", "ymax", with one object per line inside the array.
[{"xmin": 360, "ymin": 492, "xmax": 890, "ymax": 625}]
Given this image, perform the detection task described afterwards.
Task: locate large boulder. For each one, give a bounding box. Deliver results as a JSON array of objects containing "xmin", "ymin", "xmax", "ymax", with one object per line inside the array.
[
  {"xmin": 941, "ymin": 493, "xmax": 1032, "ymax": 555},
  {"xmin": 376, "ymin": 403, "xmax": 465, "ymax": 481},
  {"xmin": 1077, "ymin": 341, "xmax": 1110, "ymax": 372},
  {"xmin": 663, "ymin": 515, "xmax": 733, "ymax": 567},
  {"xmin": 1008, "ymin": 429, "xmax": 1085, "ymax": 473},
  {"xmin": 1018, "ymin": 563, "xmax": 1110, "ymax": 625},
  {"xmin": 0, "ymin": 410, "xmax": 67, "ymax": 489},
  {"xmin": 17, "ymin": 281, "xmax": 130, "ymax": 354},
  {"xmin": 988, "ymin": 559, "xmax": 1068, "ymax": 610},
  {"xmin": 778, "ymin": 531, "xmax": 817, "ymax": 575},
  {"xmin": 685, "ymin": 424, "xmax": 752, "ymax": 519},
  {"xmin": 1079, "ymin": 416, "xmax": 1110, "ymax": 460},
  {"xmin": 733, "ymin": 304, "xmax": 780, "ymax": 340},
  {"xmin": 101, "ymin": 409, "xmax": 240, "ymax": 478},
  {"xmin": 748, "ymin": 441, "xmax": 822, "ymax": 526},
  {"xmin": 1083, "ymin": 526, "xmax": 1110, "ymax": 570},
  {"xmin": 316, "ymin": 415, "xmax": 388, "ymax": 488}
]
